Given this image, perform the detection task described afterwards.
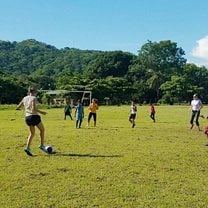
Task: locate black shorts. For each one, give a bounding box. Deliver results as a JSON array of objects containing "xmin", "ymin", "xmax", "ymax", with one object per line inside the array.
[
  {"xmin": 25, "ymin": 115, "xmax": 41, "ymax": 126},
  {"xmin": 129, "ymin": 114, "xmax": 136, "ymax": 120},
  {"xmin": 88, "ymin": 112, "xmax": 97, "ymax": 122}
]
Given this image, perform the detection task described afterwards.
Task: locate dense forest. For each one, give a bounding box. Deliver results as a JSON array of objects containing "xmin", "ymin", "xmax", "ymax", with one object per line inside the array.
[{"xmin": 0, "ymin": 39, "xmax": 208, "ymax": 104}]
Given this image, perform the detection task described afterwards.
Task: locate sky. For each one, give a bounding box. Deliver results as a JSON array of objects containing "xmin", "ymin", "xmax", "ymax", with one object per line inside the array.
[{"xmin": 0, "ymin": 0, "xmax": 208, "ymax": 66}]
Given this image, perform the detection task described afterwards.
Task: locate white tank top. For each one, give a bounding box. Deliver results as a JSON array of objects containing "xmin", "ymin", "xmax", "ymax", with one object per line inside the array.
[
  {"xmin": 191, "ymin": 99, "xmax": 202, "ymax": 111},
  {"xmin": 131, "ymin": 105, "xmax": 137, "ymax": 114},
  {"xmin": 23, "ymin": 95, "xmax": 38, "ymax": 117}
]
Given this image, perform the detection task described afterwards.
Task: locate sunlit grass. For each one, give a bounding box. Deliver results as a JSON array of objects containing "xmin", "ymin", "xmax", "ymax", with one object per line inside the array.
[{"xmin": 1, "ymin": 105, "xmax": 208, "ymax": 207}]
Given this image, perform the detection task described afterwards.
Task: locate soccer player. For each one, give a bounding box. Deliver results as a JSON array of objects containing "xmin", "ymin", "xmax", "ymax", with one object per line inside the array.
[
  {"xmin": 64, "ymin": 101, "xmax": 73, "ymax": 120},
  {"xmin": 190, "ymin": 94, "xmax": 203, "ymax": 131},
  {"xmin": 75, "ymin": 99, "xmax": 84, "ymax": 128},
  {"xmin": 87, "ymin": 98, "xmax": 99, "ymax": 127},
  {"xmin": 16, "ymin": 87, "xmax": 47, "ymax": 156},
  {"xmin": 150, "ymin": 103, "xmax": 156, "ymax": 122},
  {"xmin": 129, "ymin": 101, "xmax": 137, "ymax": 128}
]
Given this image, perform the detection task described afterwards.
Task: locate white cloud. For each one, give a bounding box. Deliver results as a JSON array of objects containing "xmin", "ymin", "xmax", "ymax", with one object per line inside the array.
[{"xmin": 191, "ymin": 36, "xmax": 208, "ymax": 67}]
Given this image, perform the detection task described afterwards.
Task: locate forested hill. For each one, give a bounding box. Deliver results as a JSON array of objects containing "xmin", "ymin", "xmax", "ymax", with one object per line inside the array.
[
  {"xmin": 0, "ymin": 39, "xmax": 208, "ymax": 104},
  {"xmin": 0, "ymin": 39, "xmax": 104, "ymax": 75}
]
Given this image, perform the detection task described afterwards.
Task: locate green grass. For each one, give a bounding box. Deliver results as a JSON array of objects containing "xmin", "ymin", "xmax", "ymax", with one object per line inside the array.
[{"xmin": 1, "ymin": 105, "xmax": 208, "ymax": 208}]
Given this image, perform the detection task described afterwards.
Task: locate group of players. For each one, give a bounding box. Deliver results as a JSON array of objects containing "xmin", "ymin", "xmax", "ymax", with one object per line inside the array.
[
  {"xmin": 17, "ymin": 87, "xmax": 205, "ymax": 157},
  {"xmin": 64, "ymin": 97, "xmax": 98, "ymax": 128},
  {"xmin": 16, "ymin": 87, "xmax": 99, "ymax": 156}
]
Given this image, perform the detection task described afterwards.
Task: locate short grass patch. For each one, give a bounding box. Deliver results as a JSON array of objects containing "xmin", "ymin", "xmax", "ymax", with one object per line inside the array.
[{"xmin": 1, "ymin": 105, "xmax": 208, "ymax": 207}]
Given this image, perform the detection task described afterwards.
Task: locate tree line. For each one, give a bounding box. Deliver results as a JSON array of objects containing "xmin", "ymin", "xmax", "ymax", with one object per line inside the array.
[{"xmin": 0, "ymin": 39, "xmax": 208, "ymax": 104}]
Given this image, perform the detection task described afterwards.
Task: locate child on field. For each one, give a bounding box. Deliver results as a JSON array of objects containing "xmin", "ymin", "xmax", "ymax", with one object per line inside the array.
[
  {"xmin": 87, "ymin": 98, "xmax": 99, "ymax": 127},
  {"xmin": 64, "ymin": 100, "xmax": 73, "ymax": 120},
  {"xmin": 129, "ymin": 101, "xmax": 137, "ymax": 128},
  {"xmin": 16, "ymin": 87, "xmax": 47, "ymax": 156},
  {"xmin": 150, "ymin": 103, "xmax": 156, "ymax": 122},
  {"xmin": 75, "ymin": 99, "xmax": 84, "ymax": 128}
]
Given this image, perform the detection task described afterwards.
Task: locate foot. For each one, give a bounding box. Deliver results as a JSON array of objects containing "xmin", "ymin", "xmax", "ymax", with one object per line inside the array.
[
  {"xmin": 132, "ymin": 123, "xmax": 135, "ymax": 128},
  {"xmin": 190, "ymin": 124, "xmax": 194, "ymax": 129},
  {"xmin": 24, "ymin": 148, "xmax": 33, "ymax": 156},
  {"xmin": 38, "ymin": 144, "xmax": 47, "ymax": 153}
]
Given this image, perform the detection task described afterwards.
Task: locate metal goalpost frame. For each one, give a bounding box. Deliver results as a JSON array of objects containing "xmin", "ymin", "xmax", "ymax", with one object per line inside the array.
[
  {"xmin": 67, "ymin": 90, "xmax": 92, "ymax": 106},
  {"xmin": 43, "ymin": 90, "xmax": 92, "ymax": 106}
]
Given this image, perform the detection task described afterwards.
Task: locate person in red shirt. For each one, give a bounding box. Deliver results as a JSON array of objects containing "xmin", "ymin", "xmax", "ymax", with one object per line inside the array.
[{"xmin": 150, "ymin": 103, "xmax": 156, "ymax": 122}]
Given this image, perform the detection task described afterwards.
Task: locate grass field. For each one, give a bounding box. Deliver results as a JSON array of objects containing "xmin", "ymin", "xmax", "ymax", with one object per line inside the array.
[{"xmin": 1, "ymin": 105, "xmax": 208, "ymax": 208}]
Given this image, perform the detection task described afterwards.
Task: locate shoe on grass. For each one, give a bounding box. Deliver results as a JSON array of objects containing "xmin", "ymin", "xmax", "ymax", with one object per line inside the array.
[
  {"xmin": 24, "ymin": 148, "xmax": 33, "ymax": 156},
  {"xmin": 38, "ymin": 144, "xmax": 47, "ymax": 153}
]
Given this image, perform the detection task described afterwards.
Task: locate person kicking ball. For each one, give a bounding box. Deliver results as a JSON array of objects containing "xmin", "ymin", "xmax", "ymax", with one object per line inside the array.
[{"xmin": 16, "ymin": 87, "xmax": 48, "ymax": 156}]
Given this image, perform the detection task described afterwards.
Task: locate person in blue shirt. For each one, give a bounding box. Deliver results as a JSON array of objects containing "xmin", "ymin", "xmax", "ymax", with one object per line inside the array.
[{"xmin": 75, "ymin": 99, "xmax": 84, "ymax": 128}]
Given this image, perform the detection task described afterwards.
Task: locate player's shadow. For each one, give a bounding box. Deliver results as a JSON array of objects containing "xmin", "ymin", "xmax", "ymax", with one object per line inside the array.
[{"xmin": 52, "ymin": 152, "xmax": 122, "ymax": 158}]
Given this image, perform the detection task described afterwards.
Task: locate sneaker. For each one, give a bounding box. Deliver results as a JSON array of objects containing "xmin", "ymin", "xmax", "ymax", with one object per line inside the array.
[
  {"xmin": 24, "ymin": 148, "xmax": 33, "ymax": 156},
  {"xmin": 38, "ymin": 144, "xmax": 47, "ymax": 153}
]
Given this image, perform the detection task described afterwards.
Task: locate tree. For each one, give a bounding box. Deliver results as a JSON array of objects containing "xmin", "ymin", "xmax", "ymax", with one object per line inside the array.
[
  {"xmin": 137, "ymin": 40, "xmax": 186, "ymax": 76},
  {"xmin": 85, "ymin": 51, "xmax": 135, "ymax": 79}
]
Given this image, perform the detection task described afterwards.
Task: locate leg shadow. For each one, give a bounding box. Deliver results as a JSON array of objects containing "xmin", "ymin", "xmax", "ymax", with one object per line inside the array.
[{"xmin": 52, "ymin": 152, "xmax": 122, "ymax": 158}]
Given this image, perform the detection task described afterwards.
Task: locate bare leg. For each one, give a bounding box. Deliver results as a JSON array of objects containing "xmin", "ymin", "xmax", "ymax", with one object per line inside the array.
[
  {"xmin": 132, "ymin": 119, "xmax": 135, "ymax": 128},
  {"xmin": 79, "ymin": 120, "xmax": 82, "ymax": 128},
  {"xmin": 26, "ymin": 126, "xmax": 35, "ymax": 148},
  {"xmin": 36, "ymin": 122, "xmax": 45, "ymax": 146},
  {"xmin": 129, "ymin": 118, "xmax": 132, "ymax": 124}
]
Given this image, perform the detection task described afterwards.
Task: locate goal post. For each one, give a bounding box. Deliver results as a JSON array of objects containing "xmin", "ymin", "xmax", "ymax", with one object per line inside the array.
[
  {"xmin": 42, "ymin": 90, "xmax": 92, "ymax": 106},
  {"xmin": 66, "ymin": 90, "xmax": 92, "ymax": 106}
]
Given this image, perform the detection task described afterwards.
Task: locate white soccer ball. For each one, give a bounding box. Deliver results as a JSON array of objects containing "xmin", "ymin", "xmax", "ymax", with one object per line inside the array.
[{"xmin": 45, "ymin": 146, "xmax": 53, "ymax": 154}]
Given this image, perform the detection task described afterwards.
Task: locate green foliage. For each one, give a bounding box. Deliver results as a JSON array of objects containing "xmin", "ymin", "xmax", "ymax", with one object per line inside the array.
[
  {"xmin": 0, "ymin": 39, "xmax": 208, "ymax": 104},
  {"xmin": 0, "ymin": 76, "xmax": 27, "ymax": 104},
  {"xmin": 85, "ymin": 51, "xmax": 134, "ymax": 79}
]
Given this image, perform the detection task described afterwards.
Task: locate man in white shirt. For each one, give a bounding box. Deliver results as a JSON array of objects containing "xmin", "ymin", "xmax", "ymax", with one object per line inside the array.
[{"xmin": 190, "ymin": 94, "xmax": 203, "ymax": 130}]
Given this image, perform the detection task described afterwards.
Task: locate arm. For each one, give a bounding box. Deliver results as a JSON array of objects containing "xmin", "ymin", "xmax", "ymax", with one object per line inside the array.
[
  {"xmin": 16, "ymin": 99, "xmax": 24, "ymax": 110},
  {"xmin": 74, "ymin": 107, "xmax": 77, "ymax": 117},
  {"xmin": 200, "ymin": 100, "xmax": 203, "ymax": 110},
  {"xmin": 82, "ymin": 107, "xmax": 84, "ymax": 118},
  {"xmin": 32, "ymin": 98, "xmax": 47, "ymax": 115},
  {"xmin": 37, "ymin": 109, "xmax": 47, "ymax": 115}
]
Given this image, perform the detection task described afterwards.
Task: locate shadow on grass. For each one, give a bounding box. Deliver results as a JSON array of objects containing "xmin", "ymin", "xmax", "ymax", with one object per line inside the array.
[{"xmin": 51, "ymin": 152, "xmax": 122, "ymax": 158}]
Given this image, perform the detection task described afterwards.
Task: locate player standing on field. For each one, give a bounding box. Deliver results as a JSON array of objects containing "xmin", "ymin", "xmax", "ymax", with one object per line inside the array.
[
  {"xmin": 129, "ymin": 101, "xmax": 137, "ymax": 128},
  {"xmin": 87, "ymin": 98, "xmax": 99, "ymax": 127},
  {"xmin": 190, "ymin": 94, "xmax": 203, "ymax": 131},
  {"xmin": 16, "ymin": 87, "xmax": 48, "ymax": 156},
  {"xmin": 150, "ymin": 103, "xmax": 156, "ymax": 122},
  {"xmin": 75, "ymin": 99, "xmax": 84, "ymax": 128}
]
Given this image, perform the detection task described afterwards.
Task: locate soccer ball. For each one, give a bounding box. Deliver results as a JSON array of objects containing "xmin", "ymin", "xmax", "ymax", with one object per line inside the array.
[{"xmin": 45, "ymin": 146, "xmax": 53, "ymax": 154}]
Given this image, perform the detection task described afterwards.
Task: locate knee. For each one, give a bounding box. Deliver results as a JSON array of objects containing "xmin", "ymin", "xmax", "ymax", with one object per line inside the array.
[
  {"xmin": 30, "ymin": 132, "xmax": 35, "ymax": 137},
  {"xmin": 40, "ymin": 127, "xmax": 45, "ymax": 134}
]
